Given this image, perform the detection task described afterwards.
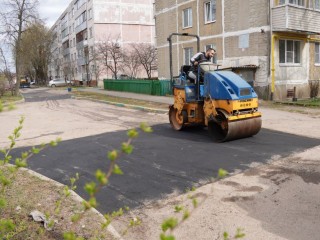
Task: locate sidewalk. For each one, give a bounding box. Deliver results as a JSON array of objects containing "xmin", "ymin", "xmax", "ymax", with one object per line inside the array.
[{"xmin": 77, "ymin": 87, "xmax": 173, "ymax": 105}]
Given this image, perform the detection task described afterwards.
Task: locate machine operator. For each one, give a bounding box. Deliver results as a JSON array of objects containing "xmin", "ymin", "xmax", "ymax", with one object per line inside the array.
[{"xmin": 188, "ymin": 47, "xmax": 216, "ymax": 83}]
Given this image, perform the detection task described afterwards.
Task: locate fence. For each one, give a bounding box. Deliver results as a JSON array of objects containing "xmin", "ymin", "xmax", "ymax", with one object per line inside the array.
[{"xmin": 103, "ymin": 79, "xmax": 171, "ymax": 96}]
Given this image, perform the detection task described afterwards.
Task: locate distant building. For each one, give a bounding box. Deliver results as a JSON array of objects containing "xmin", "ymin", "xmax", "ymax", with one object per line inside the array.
[
  {"xmin": 48, "ymin": 0, "xmax": 156, "ymax": 87},
  {"xmin": 154, "ymin": 0, "xmax": 320, "ymax": 100}
]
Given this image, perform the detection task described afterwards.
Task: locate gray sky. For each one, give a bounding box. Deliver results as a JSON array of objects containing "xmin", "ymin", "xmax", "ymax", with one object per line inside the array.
[{"xmin": 39, "ymin": 0, "xmax": 71, "ymax": 28}]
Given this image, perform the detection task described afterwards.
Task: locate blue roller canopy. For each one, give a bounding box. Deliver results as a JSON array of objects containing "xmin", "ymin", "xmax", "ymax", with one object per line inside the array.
[{"xmin": 203, "ymin": 70, "xmax": 258, "ymax": 100}]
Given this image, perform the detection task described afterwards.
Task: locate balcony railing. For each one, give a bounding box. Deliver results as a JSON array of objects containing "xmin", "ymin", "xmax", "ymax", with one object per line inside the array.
[
  {"xmin": 63, "ymin": 48, "xmax": 70, "ymax": 56},
  {"xmin": 272, "ymin": 2, "xmax": 320, "ymax": 33},
  {"xmin": 76, "ymin": 39, "xmax": 88, "ymax": 50},
  {"xmin": 77, "ymin": 57, "xmax": 87, "ymax": 66},
  {"xmin": 75, "ymin": 21, "xmax": 87, "ymax": 34}
]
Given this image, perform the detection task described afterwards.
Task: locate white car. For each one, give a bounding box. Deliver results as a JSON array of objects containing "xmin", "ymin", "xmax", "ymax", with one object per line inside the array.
[{"xmin": 48, "ymin": 79, "xmax": 73, "ymax": 87}]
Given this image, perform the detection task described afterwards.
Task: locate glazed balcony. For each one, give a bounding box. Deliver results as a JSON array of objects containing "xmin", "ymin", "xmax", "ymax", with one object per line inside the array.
[{"xmin": 272, "ymin": 1, "xmax": 320, "ymax": 34}]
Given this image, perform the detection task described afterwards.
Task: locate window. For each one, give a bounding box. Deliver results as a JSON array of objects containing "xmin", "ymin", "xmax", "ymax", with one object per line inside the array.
[
  {"xmin": 204, "ymin": 0, "xmax": 216, "ymax": 23},
  {"xmin": 311, "ymin": 0, "xmax": 320, "ymax": 9},
  {"xmin": 88, "ymin": 8, "xmax": 92, "ymax": 19},
  {"xmin": 61, "ymin": 28, "xmax": 68, "ymax": 39},
  {"xmin": 89, "ymin": 27, "xmax": 93, "ymax": 38},
  {"xmin": 289, "ymin": 0, "xmax": 304, "ymax": 6},
  {"xmin": 315, "ymin": 43, "xmax": 320, "ymax": 64},
  {"xmin": 184, "ymin": 48, "xmax": 193, "ymax": 65},
  {"xmin": 279, "ymin": 0, "xmax": 304, "ymax": 6},
  {"xmin": 183, "ymin": 8, "xmax": 192, "ymax": 28},
  {"xmin": 75, "ymin": 11, "xmax": 86, "ymax": 27},
  {"xmin": 279, "ymin": 39, "xmax": 301, "ymax": 64},
  {"xmin": 75, "ymin": 0, "xmax": 86, "ymax": 10}
]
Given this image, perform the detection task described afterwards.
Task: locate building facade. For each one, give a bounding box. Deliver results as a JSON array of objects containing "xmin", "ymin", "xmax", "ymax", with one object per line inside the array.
[
  {"xmin": 48, "ymin": 0, "xmax": 155, "ymax": 87},
  {"xmin": 154, "ymin": 0, "xmax": 320, "ymax": 100}
]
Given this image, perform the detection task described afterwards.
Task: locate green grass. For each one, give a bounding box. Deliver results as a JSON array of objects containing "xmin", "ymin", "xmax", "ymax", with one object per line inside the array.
[
  {"xmin": 0, "ymin": 91, "xmax": 23, "ymax": 104},
  {"xmin": 72, "ymin": 90, "xmax": 169, "ymax": 110},
  {"xmin": 291, "ymin": 98, "xmax": 320, "ymax": 107},
  {"xmin": 274, "ymin": 98, "xmax": 320, "ymax": 107}
]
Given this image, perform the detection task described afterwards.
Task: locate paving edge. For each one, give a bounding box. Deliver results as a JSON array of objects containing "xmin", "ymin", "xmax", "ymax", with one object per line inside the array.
[
  {"xmin": 10, "ymin": 164, "xmax": 124, "ymax": 240},
  {"xmin": 72, "ymin": 95, "xmax": 168, "ymax": 114}
]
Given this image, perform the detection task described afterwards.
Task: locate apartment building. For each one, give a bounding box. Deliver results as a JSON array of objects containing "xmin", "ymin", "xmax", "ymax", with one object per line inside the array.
[
  {"xmin": 48, "ymin": 0, "xmax": 155, "ymax": 87},
  {"xmin": 154, "ymin": 0, "xmax": 320, "ymax": 100}
]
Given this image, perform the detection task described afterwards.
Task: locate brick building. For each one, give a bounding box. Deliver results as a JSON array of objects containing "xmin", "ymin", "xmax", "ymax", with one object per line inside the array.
[{"xmin": 154, "ymin": 0, "xmax": 320, "ymax": 100}]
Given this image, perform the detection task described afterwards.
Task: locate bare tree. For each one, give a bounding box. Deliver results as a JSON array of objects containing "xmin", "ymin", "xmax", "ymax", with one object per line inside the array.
[
  {"xmin": 19, "ymin": 22, "xmax": 53, "ymax": 85},
  {"xmin": 88, "ymin": 47, "xmax": 103, "ymax": 85},
  {"xmin": 96, "ymin": 37, "xmax": 123, "ymax": 80},
  {"xmin": 122, "ymin": 49, "xmax": 141, "ymax": 79},
  {"xmin": 0, "ymin": 47, "xmax": 15, "ymax": 96},
  {"xmin": 131, "ymin": 43, "xmax": 157, "ymax": 79},
  {"xmin": 0, "ymin": 0, "xmax": 39, "ymax": 94}
]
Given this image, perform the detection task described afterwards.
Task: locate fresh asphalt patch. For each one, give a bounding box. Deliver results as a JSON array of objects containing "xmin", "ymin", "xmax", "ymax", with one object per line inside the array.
[{"xmin": 7, "ymin": 125, "xmax": 320, "ymax": 214}]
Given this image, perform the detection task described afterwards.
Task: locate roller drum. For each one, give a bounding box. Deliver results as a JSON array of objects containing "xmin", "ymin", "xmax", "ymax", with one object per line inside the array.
[{"xmin": 208, "ymin": 117, "xmax": 262, "ymax": 142}]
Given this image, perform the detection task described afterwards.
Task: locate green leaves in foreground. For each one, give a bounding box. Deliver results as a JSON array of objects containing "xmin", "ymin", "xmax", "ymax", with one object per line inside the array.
[
  {"xmin": 161, "ymin": 217, "xmax": 178, "ymax": 232},
  {"xmin": 223, "ymin": 228, "xmax": 246, "ymax": 239},
  {"xmin": 218, "ymin": 168, "xmax": 228, "ymax": 178}
]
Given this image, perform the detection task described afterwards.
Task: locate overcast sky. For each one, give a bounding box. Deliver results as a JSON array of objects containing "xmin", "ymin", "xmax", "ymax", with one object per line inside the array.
[{"xmin": 38, "ymin": 0, "xmax": 71, "ymax": 28}]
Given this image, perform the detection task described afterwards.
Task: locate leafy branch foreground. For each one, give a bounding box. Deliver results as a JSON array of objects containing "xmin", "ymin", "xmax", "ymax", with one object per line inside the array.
[
  {"xmin": 0, "ymin": 115, "xmax": 244, "ymax": 240},
  {"xmin": 0, "ymin": 116, "xmax": 152, "ymax": 239}
]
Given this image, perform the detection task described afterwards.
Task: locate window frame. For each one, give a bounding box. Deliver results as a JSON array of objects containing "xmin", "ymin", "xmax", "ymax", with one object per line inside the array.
[
  {"xmin": 315, "ymin": 42, "xmax": 320, "ymax": 65},
  {"xmin": 279, "ymin": 39, "xmax": 301, "ymax": 65},
  {"xmin": 204, "ymin": 0, "xmax": 216, "ymax": 24},
  {"xmin": 182, "ymin": 8, "xmax": 192, "ymax": 29},
  {"xmin": 204, "ymin": 44, "xmax": 217, "ymax": 63},
  {"xmin": 311, "ymin": 0, "xmax": 320, "ymax": 9},
  {"xmin": 279, "ymin": 0, "xmax": 305, "ymax": 6},
  {"xmin": 289, "ymin": 0, "xmax": 305, "ymax": 6},
  {"xmin": 184, "ymin": 47, "xmax": 193, "ymax": 65}
]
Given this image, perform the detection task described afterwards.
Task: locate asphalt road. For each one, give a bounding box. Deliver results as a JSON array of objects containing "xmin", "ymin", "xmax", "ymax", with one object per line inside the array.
[{"xmin": 9, "ymin": 89, "xmax": 320, "ymax": 214}]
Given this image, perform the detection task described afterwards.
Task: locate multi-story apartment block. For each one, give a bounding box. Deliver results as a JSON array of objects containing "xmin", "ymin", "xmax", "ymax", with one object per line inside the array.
[
  {"xmin": 48, "ymin": 0, "xmax": 155, "ymax": 87},
  {"xmin": 154, "ymin": 0, "xmax": 320, "ymax": 100}
]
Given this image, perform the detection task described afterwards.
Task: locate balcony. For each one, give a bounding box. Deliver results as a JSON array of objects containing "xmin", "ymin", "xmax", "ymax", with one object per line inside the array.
[
  {"xmin": 75, "ymin": 21, "xmax": 87, "ymax": 34},
  {"xmin": 63, "ymin": 48, "xmax": 70, "ymax": 56},
  {"xmin": 76, "ymin": 39, "xmax": 88, "ymax": 50},
  {"xmin": 272, "ymin": 4, "xmax": 320, "ymax": 34},
  {"xmin": 77, "ymin": 57, "xmax": 87, "ymax": 66}
]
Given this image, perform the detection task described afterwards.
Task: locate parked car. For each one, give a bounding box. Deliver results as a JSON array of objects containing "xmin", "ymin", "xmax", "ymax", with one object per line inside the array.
[
  {"xmin": 48, "ymin": 79, "xmax": 73, "ymax": 87},
  {"xmin": 20, "ymin": 78, "xmax": 30, "ymax": 88}
]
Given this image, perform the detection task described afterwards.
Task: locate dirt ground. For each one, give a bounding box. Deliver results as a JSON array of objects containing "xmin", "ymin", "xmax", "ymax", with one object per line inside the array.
[{"xmin": 1, "ymin": 89, "xmax": 320, "ymax": 240}]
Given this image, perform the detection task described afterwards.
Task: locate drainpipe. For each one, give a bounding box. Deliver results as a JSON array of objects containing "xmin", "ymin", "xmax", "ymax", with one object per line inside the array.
[{"xmin": 271, "ymin": 34, "xmax": 276, "ymax": 101}]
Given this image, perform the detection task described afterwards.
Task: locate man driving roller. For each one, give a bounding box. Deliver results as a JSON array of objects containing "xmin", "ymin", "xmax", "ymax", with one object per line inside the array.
[{"xmin": 188, "ymin": 48, "xmax": 216, "ymax": 83}]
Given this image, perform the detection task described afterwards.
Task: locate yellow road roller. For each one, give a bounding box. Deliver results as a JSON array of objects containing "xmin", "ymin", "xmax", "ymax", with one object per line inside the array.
[{"xmin": 167, "ymin": 33, "xmax": 262, "ymax": 142}]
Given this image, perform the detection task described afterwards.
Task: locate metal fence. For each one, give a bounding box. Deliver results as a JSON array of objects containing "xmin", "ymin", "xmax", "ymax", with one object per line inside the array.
[{"xmin": 103, "ymin": 79, "xmax": 171, "ymax": 96}]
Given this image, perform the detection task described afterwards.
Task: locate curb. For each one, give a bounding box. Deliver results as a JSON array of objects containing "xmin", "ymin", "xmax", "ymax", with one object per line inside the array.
[{"xmin": 72, "ymin": 95, "xmax": 168, "ymax": 114}]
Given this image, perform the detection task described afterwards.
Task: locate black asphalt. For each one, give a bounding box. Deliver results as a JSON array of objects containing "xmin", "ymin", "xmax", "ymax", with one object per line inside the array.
[
  {"xmin": 8, "ymin": 89, "xmax": 320, "ymax": 214},
  {"xmin": 10, "ymin": 123, "xmax": 320, "ymax": 214}
]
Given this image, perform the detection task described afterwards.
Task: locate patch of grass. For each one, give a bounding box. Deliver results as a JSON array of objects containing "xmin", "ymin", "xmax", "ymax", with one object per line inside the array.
[
  {"xmin": 0, "ymin": 91, "xmax": 23, "ymax": 104},
  {"xmin": 0, "ymin": 166, "xmax": 113, "ymax": 240},
  {"xmin": 72, "ymin": 90, "xmax": 169, "ymax": 110},
  {"xmin": 259, "ymin": 99, "xmax": 320, "ymax": 116},
  {"xmin": 291, "ymin": 98, "xmax": 320, "ymax": 107}
]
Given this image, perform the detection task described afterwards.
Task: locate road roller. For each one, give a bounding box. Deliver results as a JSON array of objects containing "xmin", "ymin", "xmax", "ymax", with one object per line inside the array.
[{"xmin": 167, "ymin": 33, "xmax": 262, "ymax": 142}]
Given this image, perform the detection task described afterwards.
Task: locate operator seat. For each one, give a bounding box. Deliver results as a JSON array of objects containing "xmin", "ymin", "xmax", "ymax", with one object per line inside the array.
[{"xmin": 180, "ymin": 65, "xmax": 195, "ymax": 83}]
